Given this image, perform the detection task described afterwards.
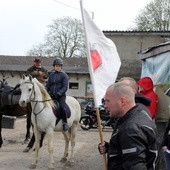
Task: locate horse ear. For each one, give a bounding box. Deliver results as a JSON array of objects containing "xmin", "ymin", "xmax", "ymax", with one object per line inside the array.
[
  {"xmin": 29, "ymin": 75, "xmax": 33, "ymax": 82},
  {"xmin": 22, "ymin": 74, "xmax": 25, "ymax": 79}
]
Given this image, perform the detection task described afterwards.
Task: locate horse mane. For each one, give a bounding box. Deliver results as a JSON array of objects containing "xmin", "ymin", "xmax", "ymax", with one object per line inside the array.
[{"xmin": 33, "ymin": 78, "xmax": 55, "ymax": 108}]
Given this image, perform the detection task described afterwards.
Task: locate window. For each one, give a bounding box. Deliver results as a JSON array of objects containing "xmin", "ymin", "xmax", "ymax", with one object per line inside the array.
[
  {"xmin": 69, "ymin": 82, "xmax": 79, "ymax": 89},
  {"xmin": 86, "ymin": 82, "xmax": 93, "ymax": 97}
]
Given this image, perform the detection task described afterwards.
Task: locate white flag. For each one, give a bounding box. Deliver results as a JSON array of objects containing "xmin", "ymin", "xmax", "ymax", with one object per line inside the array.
[{"xmin": 80, "ymin": 1, "xmax": 121, "ymax": 107}]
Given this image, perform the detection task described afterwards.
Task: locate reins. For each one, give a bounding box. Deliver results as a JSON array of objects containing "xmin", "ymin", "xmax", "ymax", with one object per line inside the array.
[
  {"xmin": 30, "ymin": 99, "xmax": 52, "ymax": 103},
  {"xmin": 31, "ymin": 99, "xmax": 52, "ymax": 116},
  {"xmin": 23, "ymin": 81, "xmax": 52, "ymax": 115}
]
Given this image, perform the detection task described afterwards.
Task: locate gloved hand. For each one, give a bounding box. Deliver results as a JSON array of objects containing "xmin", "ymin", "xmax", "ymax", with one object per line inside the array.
[
  {"xmin": 48, "ymin": 91, "xmax": 55, "ymax": 99},
  {"xmin": 55, "ymin": 94, "xmax": 59, "ymax": 99},
  {"xmin": 56, "ymin": 93, "xmax": 61, "ymax": 99},
  {"xmin": 51, "ymin": 94, "xmax": 59, "ymax": 100},
  {"xmin": 98, "ymin": 141, "xmax": 109, "ymax": 154}
]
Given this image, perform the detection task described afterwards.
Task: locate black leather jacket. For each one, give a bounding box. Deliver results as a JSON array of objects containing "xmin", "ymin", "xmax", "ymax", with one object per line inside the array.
[
  {"xmin": 107, "ymin": 105, "xmax": 158, "ymax": 170},
  {"xmin": 161, "ymin": 120, "xmax": 170, "ymax": 150},
  {"xmin": 135, "ymin": 92, "xmax": 151, "ymax": 117}
]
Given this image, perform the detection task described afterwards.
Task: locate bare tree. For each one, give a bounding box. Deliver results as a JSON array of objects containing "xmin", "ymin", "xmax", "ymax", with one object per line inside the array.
[
  {"xmin": 27, "ymin": 17, "xmax": 86, "ymax": 58},
  {"xmin": 130, "ymin": 0, "xmax": 170, "ymax": 31}
]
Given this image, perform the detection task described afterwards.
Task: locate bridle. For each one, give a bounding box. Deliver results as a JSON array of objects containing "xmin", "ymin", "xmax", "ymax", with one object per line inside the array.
[
  {"xmin": 22, "ymin": 81, "xmax": 52, "ymax": 116},
  {"xmin": 22, "ymin": 81, "xmax": 35, "ymax": 101},
  {"xmin": 21, "ymin": 78, "xmax": 53, "ymax": 133}
]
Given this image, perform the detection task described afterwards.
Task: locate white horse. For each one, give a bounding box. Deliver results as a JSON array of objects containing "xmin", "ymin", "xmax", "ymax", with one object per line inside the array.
[{"xmin": 19, "ymin": 75, "xmax": 81, "ymax": 169}]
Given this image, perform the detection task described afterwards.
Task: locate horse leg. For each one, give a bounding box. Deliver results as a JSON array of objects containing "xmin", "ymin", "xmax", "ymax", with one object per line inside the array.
[
  {"xmin": 24, "ymin": 120, "xmax": 32, "ymax": 142},
  {"xmin": 23, "ymin": 132, "xmax": 45, "ymax": 152},
  {"xmin": 24, "ymin": 105, "xmax": 32, "ymax": 142},
  {"xmin": 47, "ymin": 130, "xmax": 54, "ymax": 169},
  {"xmin": 69, "ymin": 121, "xmax": 78, "ymax": 163},
  {"xmin": 29, "ymin": 131, "xmax": 41, "ymax": 169},
  {"xmin": 23, "ymin": 133, "xmax": 35, "ymax": 152},
  {"xmin": 60, "ymin": 131, "xmax": 70, "ymax": 162}
]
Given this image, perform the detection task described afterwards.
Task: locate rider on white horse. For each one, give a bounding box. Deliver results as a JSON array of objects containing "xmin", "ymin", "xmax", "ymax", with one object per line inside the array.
[{"xmin": 46, "ymin": 58, "xmax": 69, "ymax": 131}]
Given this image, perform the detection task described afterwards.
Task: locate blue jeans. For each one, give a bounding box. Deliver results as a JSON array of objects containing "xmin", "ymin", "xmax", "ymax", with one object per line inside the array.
[{"xmin": 165, "ymin": 151, "xmax": 170, "ymax": 170}]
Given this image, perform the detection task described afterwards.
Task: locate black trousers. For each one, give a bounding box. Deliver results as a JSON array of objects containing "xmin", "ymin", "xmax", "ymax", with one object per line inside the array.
[{"xmin": 56, "ymin": 95, "xmax": 67, "ymax": 123}]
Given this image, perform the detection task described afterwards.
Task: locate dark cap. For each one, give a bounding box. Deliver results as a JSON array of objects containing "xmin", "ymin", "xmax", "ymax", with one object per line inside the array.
[{"xmin": 34, "ymin": 58, "xmax": 42, "ymax": 62}]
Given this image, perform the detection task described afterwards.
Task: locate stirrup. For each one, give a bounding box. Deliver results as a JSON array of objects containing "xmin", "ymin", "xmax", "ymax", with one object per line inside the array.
[{"xmin": 63, "ymin": 123, "xmax": 69, "ymax": 131}]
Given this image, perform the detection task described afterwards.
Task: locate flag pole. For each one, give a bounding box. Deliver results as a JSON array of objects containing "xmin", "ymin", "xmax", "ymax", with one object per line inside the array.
[
  {"xmin": 80, "ymin": 1, "xmax": 107, "ymax": 169},
  {"xmin": 95, "ymin": 107, "xmax": 107, "ymax": 170}
]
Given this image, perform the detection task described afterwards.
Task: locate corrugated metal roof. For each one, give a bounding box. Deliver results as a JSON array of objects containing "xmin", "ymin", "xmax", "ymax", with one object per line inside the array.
[
  {"xmin": 103, "ymin": 31, "xmax": 170, "ymax": 36},
  {"xmin": 139, "ymin": 41, "xmax": 170, "ymax": 59}
]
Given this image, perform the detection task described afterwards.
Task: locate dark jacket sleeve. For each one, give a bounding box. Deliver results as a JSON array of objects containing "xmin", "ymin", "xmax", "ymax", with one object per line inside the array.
[
  {"xmin": 119, "ymin": 128, "xmax": 153, "ymax": 170},
  {"xmin": 57, "ymin": 72, "xmax": 68, "ymax": 96},
  {"xmin": 27, "ymin": 66, "xmax": 34, "ymax": 76},
  {"xmin": 129, "ymin": 163, "xmax": 147, "ymax": 170},
  {"xmin": 161, "ymin": 121, "xmax": 170, "ymax": 147}
]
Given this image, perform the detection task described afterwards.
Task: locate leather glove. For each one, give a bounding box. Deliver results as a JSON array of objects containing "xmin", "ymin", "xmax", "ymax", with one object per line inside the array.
[
  {"xmin": 98, "ymin": 141, "xmax": 109, "ymax": 154},
  {"xmin": 55, "ymin": 94, "xmax": 59, "ymax": 99},
  {"xmin": 48, "ymin": 92, "xmax": 55, "ymax": 99}
]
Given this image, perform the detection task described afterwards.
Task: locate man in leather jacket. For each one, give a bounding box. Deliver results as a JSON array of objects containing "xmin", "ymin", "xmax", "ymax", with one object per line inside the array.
[{"xmin": 98, "ymin": 82, "xmax": 158, "ymax": 170}]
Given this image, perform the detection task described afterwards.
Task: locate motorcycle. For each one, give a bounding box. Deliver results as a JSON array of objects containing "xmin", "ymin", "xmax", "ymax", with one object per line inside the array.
[{"xmin": 79, "ymin": 102, "xmax": 117, "ymax": 130}]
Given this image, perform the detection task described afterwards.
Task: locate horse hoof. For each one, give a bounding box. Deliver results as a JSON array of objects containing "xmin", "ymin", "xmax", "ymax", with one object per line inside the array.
[
  {"xmin": 48, "ymin": 166, "xmax": 54, "ymax": 170},
  {"xmin": 48, "ymin": 168, "xmax": 54, "ymax": 170},
  {"xmin": 24, "ymin": 139, "xmax": 29, "ymax": 143},
  {"xmin": 69, "ymin": 158, "xmax": 75, "ymax": 163},
  {"xmin": 29, "ymin": 164, "xmax": 36, "ymax": 169},
  {"xmin": 60, "ymin": 158, "xmax": 67, "ymax": 162},
  {"xmin": 23, "ymin": 147, "xmax": 31, "ymax": 153},
  {"xmin": 66, "ymin": 160, "xmax": 75, "ymax": 167}
]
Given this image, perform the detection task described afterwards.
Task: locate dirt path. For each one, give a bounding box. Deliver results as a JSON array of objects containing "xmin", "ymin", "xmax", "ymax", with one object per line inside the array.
[{"xmin": 0, "ymin": 117, "xmax": 112, "ymax": 170}]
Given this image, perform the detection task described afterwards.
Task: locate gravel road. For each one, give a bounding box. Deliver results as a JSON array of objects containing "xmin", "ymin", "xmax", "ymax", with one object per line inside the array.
[{"xmin": 0, "ymin": 117, "xmax": 112, "ymax": 170}]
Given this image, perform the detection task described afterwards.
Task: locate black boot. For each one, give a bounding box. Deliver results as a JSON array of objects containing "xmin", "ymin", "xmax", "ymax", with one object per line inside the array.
[
  {"xmin": 63, "ymin": 122, "xmax": 69, "ymax": 131},
  {"xmin": 62, "ymin": 110, "xmax": 68, "ymax": 131}
]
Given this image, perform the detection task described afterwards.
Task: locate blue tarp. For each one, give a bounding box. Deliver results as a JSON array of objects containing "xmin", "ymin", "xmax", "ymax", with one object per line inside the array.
[{"xmin": 141, "ymin": 51, "xmax": 170, "ymax": 85}]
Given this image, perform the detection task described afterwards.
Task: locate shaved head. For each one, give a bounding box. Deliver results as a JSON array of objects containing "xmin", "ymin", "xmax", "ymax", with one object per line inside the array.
[
  {"xmin": 108, "ymin": 82, "xmax": 135, "ymax": 102},
  {"xmin": 119, "ymin": 77, "xmax": 138, "ymax": 93},
  {"xmin": 104, "ymin": 82, "xmax": 136, "ymax": 118}
]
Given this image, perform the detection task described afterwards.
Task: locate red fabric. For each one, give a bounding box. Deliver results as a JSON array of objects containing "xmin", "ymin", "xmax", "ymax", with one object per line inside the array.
[
  {"xmin": 138, "ymin": 77, "xmax": 158, "ymax": 119},
  {"xmin": 90, "ymin": 50, "xmax": 102, "ymax": 71}
]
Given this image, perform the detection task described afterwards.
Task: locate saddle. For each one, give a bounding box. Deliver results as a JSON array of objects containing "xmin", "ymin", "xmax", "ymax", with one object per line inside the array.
[
  {"xmin": 0, "ymin": 84, "xmax": 21, "ymax": 108},
  {"xmin": 53, "ymin": 100, "xmax": 71, "ymax": 125}
]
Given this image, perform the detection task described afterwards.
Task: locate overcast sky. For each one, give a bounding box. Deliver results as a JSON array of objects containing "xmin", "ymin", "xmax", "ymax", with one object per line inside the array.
[{"xmin": 0, "ymin": 0, "xmax": 151, "ymax": 56}]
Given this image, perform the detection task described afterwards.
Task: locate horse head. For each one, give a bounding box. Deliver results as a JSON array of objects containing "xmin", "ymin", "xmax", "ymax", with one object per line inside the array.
[
  {"xmin": 19, "ymin": 75, "xmax": 34, "ymax": 107},
  {"xmin": 22, "ymin": 74, "xmax": 32, "ymax": 81}
]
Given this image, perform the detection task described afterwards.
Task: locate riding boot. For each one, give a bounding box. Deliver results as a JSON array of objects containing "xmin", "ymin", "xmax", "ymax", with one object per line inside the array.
[{"xmin": 62, "ymin": 110, "xmax": 68, "ymax": 131}]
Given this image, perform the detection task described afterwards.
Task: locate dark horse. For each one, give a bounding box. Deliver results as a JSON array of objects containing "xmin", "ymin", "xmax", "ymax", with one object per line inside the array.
[{"xmin": 0, "ymin": 78, "xmax": 32, "ymax": 148}]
